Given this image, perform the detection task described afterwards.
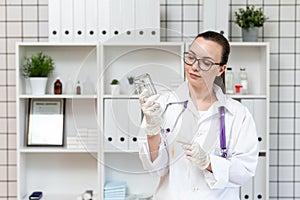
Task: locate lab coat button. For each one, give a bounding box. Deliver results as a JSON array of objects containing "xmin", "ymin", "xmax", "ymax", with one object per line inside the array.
[
  {"xmin": 197, "ymin": 131, "xmax": 203, "ymax": 136},
  {"xmin": 192, "ymin": 186, "xmax": 199, "ymax": 192}
]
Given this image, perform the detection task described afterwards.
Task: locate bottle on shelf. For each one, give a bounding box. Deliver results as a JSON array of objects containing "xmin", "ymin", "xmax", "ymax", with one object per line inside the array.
[
  {"xmin": 54, "ymin": 77, "xmax": 62, "ymax": 94},
  {"xmin": 239, "ymin": 67, "xmax": 248, "ymax": 94},
  {"xmin": 76, "ymin": 81, "xmax": 82, "ymax": 95},
  {"xmin": 225, "ymin": 67, "xmax": 234, "ymax": 94}
]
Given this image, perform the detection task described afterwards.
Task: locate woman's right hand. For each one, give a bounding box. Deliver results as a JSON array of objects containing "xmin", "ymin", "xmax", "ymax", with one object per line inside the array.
[{"xmin": 139, "ymin": 89, "xmax": 162, "ymax": 136}]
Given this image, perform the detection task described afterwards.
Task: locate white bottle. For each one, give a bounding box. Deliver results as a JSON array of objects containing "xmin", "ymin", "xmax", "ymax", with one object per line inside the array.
[
  {"xmin": 225, "ymin": 67, "xmax": 234, "ymax": 94},
  {"xmin": 239, "ymin": 67, "xmax": 248, "ymax": 94}
]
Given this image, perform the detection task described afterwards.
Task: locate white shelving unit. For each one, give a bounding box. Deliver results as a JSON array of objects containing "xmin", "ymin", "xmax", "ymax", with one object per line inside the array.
[
  {"xmin": 228, "ymin": 42, "xmax": 270, "ymax": 200},
  {"xmin": 16, "ymin": 43, "xmax": 100, "ymax": 200},
  {"xmin": 16, "ymin": 42, "xmax": 269, "ymax": 200},
  {"xmin": 99, "ymin": 42, "xmax": 185, "ymax": 198}
]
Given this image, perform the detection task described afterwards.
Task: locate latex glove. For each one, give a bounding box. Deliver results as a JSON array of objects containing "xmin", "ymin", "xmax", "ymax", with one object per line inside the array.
[
  {"xmin": 182, "ymin": 141, "xmax": 210, "ymax": 170},
  {"xmin": 139, "ymin": 89, "xmax": 162, "ymax": 136}
]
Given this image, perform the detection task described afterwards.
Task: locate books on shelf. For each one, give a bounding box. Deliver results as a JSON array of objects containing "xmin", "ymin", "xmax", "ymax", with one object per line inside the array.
[{"xmin": 104, "ymin": 181, "xmax": 127, "ymax": 200}]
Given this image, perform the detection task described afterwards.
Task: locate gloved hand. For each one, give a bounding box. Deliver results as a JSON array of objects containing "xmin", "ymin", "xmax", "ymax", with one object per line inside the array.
[
  {"xmin": 139, "ymin": 89, "xmax": 162, "ymax": 136},
  {"xmin": 182, "ymin": 141, "xmax": 210, "ymax": 170}
]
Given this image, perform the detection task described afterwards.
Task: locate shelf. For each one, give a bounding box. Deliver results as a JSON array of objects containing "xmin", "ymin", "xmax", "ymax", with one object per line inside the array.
[
  {"xmin": 18, "ymin": 42, "xmax": 98, "ymax": 47},
  {"xmin": 228, "ymin": 94, "xmax": 267, "ymax": 99},
  {"xmin": 103, "ymin": 94, "xmax": 267, "ymax": 100},
  {"xmin": 19, "ymin": 94, "xmax": 97, "ymax": 99},
  {"xmin": 103, "ymin": 41, "xmax": 183, "ymax": 47},
  {"xmin": 230, "ymin": 42, "xmax": 269, "ymax": 47},
  {"xmin": 22, "ymin": 193, "xmax": 98, "ymax": 200},
  {"xmin": 19, "ymin": 147, "xmax": 97, "ymax": 153},
  {"xmin": 104, "ymin": 149, "xmax": 139, "ymax": 153},
  {"xmin": 103, "ymin": 95, "xmax": 139, "ymax": 99}
]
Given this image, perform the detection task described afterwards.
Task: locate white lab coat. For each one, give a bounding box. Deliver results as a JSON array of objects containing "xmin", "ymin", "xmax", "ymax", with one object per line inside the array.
[{"xmin": 138, "ymin": 82, "xmax": 259, "ymax": 200}]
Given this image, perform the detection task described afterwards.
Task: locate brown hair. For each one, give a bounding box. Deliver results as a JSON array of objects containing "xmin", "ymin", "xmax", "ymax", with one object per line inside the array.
[{"xmin": 195, "ymin": 31, "xmax": 230, "ymax": 65}]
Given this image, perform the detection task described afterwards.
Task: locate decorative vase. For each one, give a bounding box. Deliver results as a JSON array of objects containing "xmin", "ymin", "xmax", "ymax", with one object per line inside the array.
[
  {"xmin": 110, "ymin": 85, "xmax": 120, "ymax": 96},
  {"xmin": 242, "ymin": 27, "xmax": 259, "ymax": 42},
  {"xmin": 29, "ymin": 77, "xmax": 48, "ymax": 95}
]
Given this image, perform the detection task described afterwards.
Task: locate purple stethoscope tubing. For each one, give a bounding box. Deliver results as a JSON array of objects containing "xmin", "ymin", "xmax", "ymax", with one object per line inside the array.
[
  {"xmin": 220, "ymin": 106, "xmax": 227, "ymax": 158},
  {"xmin": 162, "ymin": 101, "xmax": 227, "ymax": 158}
]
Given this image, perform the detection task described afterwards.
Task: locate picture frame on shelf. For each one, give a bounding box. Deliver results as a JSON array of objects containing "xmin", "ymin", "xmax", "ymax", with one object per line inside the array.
[{"xmin": 27, "ymin": 99, "xmax": 65, "ymax": 146}]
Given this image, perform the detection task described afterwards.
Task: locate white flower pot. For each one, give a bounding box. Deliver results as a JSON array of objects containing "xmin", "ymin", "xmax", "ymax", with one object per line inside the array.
[
  {"xmin": 30, "ymin": 77, "xmax": 48, "ymax": 95},
  {"xmin": 110, "ymin": 85, "xmax": 120, "ymax": 96}
]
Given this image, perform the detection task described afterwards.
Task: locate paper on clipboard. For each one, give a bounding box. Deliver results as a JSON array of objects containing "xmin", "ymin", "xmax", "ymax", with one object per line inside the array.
[
  {"xmin": 201, "ymin": 118, "xmax": 219, "ymax": 152},
  {"xmin": 176, "ymin": 117, "xmax": 219, "ymax": 153}
]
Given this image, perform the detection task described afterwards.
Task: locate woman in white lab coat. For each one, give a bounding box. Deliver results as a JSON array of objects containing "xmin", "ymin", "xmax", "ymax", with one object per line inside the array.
[{"xmin": 138, "ymin": 31, "xmax": 258, "ymax": 199}]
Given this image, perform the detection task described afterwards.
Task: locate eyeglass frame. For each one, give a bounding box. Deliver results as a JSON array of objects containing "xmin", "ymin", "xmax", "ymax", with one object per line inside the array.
[{"xmin": 183, "ymin": 52, "xmax": 225, "ymax": 71}]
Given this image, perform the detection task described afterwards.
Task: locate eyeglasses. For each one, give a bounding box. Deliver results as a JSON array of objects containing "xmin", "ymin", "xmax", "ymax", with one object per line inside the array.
[{"xmin": 183, "ymin": 52, "xmax": 223, "ymax": 71}]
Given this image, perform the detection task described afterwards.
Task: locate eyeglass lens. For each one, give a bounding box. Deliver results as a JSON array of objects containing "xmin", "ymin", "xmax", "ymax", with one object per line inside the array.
[{"xmin": 184, "ymin": 53, "xmax": 213, "ymax": 71}]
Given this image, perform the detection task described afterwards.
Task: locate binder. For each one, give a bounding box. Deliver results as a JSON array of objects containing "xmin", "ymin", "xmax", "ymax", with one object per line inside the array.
[
  {"xmin": 73, "ymin": 0, "xmax": 85, "ymax": 41},
  {"xmin": 104, "ymin": 99, "xmax": 118, "ymax": 150},
  {"xmin": 60, "ymin": 0, "xmax": 74, "ymax": 42},
  {"xmin": 104, "ymin": 99, "xmax": 129, "ymax": 151},
  {"xmin": 203, "ymin": 0, "xmax": 229, "ymax": 38},
  {"xmin": 253, "ymin": 100, "xmax": 266, "ymax": 151},
  {"xmin": 98, "ymin": 0, "xmax": 110, "ymax": 42},
  {"xmin": 109, "ymin": 0, "xmax": 122, "ymax": 42},
  {"xmin": 214, "ymin": 0, "xmax": 229, "ymax": 37},
  {"xmin": 240, "ymin": 177, "xmax": 253, "ymax": 200},
  {"xmin": 114, "ymin": 99, "xmax": 129, "ymax": 150},
  {"xmin": 253, "ymin": 155, "xmax": 266, "ymax": 200},
  {"xmin": 120, "ymin": 0, "xmax": 135, "ymax": 42},
  {"xmin": 135, "ymin": 0, "xmax": 160, "ymax": 42},
  {"xmin": 241, "ymin": 99, "xmax": 266, "ymax": 151},
  {"xmin": 128, "ymin": 99, "xmax": 142, "ymax": 150},
  {"xmin": 85, "ymin": 0, "xmax": 98, "ymax": 41},
  {"xmin": 48, "ymin": 0, "xmax": 61, "ymax": 42}
]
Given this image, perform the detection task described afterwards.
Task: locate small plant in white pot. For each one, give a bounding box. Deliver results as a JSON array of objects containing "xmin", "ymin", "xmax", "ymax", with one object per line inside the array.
[
  {"xmin": 22, "ymin": 52, "xmax": 55, "ymax": 95},
  {"xmin": 235, "ymin": 5, "xmax": 268, "ymax": 42},
  {"xmin": 110, "ymin": 79, "xmax": 120, "ymax": 96}
]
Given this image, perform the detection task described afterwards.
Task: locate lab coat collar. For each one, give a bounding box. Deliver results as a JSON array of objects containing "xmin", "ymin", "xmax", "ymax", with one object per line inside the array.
[
  {"xmin": 170, "ymin": 82, "xmax": 234, "ymax": 119},
  {"xmin": 171, "ymin": 82, "xmax": 200, "ymax": 118},
  {"xmin": 213, "ymin": 84, "xmax": 234, "ymax": 116}
]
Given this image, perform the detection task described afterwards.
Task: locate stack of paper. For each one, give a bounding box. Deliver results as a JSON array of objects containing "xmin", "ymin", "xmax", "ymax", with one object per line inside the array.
[
  {"xmin": 104, "ymin": 181, "xmax": 127, "ymax": 200},
  {"xmin": 67, "ymin": 128, "xmax": 98, "ymax": 150}
]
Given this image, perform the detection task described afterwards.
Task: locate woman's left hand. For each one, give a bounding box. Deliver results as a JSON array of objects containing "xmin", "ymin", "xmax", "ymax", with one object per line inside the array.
[{"xmin": 182, "ymin": 141, "xmax": 210, "ymax": 170}]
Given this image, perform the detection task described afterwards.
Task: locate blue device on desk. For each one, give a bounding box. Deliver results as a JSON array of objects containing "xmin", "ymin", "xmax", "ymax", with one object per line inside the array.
[{"xmin": 29, "ymin": 191, "xmax": 43, "ymax": 200}]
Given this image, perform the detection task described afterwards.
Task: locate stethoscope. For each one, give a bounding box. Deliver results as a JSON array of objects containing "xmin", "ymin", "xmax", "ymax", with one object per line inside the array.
[{"xmin": 160, "ymin": 100, "xmax": 228, "ymax": 158}]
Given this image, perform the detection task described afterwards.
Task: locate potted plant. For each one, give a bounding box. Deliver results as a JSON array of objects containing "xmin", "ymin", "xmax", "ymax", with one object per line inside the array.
[
  {"xmin": 22, "ymin": 52, "xmax": 55, "ymax": 95},
  {"xmin": 110, "ymin": 79, "xmax": 120, "ymax": 95},
  {"xmin": 234, "ymin": 5, "xmax": 268, "ymax": 42}
]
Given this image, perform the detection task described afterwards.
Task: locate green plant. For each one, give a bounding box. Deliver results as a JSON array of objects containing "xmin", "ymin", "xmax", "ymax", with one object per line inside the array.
[
  {"xmin": 127, "ymin": 76, "xmax": 134, "ymax": 85},
  {"xmin": 235, "ymin": 5, "xmax": 268, "ymax": 29},
  {"xmin": 110, "ymin": 79, "xmax": 119, "ymax": 85},
  {"xmin": 22, "ymin": 52, "xmax": 55, "ymax": 78}
]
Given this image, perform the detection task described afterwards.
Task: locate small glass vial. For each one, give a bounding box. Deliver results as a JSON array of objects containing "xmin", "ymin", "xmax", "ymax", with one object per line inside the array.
[
  {"xmin": 225, "ymin": 67, "xmax": 234, "ymax": 94},
  {"xmin": 239, "ymin": 67, "xmax": 248, "ymax": 94},
  {"xmin": 54, "ymin": 77, "xmax": 62, "ymax": 94},
  {"xmin": 76, "ymin": 81, "xmax": 81, "ymax": 95},
  {"xmin": 133, "ymin": 73, "xmax": 157, "ymax": 98}
]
